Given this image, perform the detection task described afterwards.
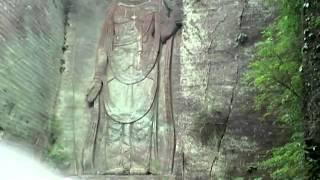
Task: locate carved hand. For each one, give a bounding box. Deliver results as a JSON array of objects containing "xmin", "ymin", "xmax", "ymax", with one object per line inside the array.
[{"xmin": 86, "ymin": 79, "xmax": 103, "ymax": 104}]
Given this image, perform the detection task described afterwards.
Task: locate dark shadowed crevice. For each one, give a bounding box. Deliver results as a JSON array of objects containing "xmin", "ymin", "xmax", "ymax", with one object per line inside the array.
[
  {"xmin": 64, "ymin": 1, "xmax": 81, "ymax": 173},
  {"xmin": 204, "ymin": 14, "xmax": 227, "ymax": 107},
  {"xmin": 209, "ymin": 0, "xmax": 247, "ymax": 176},
  {"xmin": 207, "ymin": 14, "xmax": 227, "ymax": 54},
  {"xmin": 303, "ymin": 0, "xmax": 320, "ymax": 177},
  {"xmin": 62, "ymin": 0, "xmax": 71, "ymax": 53},
  {"xmin": 209, "ymin": 54, "xmax": 240, "ymax": 177},
  {"xmin": 47, "ymin": 0, "xmax": 73, "ymax": 172},
  {"xmin": 59, "ymin": 0, "xmax": 71, "ymax": 74}
]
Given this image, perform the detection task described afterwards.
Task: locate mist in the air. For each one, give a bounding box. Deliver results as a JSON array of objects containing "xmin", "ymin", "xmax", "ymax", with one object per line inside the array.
[{"xmin": 0, "ymin": 143, "xmax": 65, "ymax": 180}]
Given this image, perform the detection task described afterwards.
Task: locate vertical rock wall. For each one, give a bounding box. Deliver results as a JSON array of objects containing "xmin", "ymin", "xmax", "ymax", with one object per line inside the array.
[
  {"xmin": 0, "ymin": 0, "xmax": 65, "ymax": 153},
  {"xmin": 54, "ymin": 0, "xmax": 285, "ymax": 179},
  {"xmin": 55, "ymin": 0, "xmax": 110, "ymax": 173},
  {"xmin": 173, "ymin": 0, "xmax": 282, "ymax": 179},
  {"xmin": 0, "ymin": 0, "xmax": 290, "ymax": 178}
]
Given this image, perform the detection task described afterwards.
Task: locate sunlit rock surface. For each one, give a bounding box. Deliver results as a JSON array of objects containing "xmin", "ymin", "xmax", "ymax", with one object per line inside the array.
[
  {"xmin": 174, "ymin": 0, "xmax": 280, "ymax": 179},
  {"xmin": 55, "ymin": 0, "xmax": 110, "ymax": 174}
]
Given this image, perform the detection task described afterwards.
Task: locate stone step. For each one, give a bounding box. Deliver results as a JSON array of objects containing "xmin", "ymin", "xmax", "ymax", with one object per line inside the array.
[{"xmin": 68, "ymin": 175, "xmax": 175, "ymax": 180}]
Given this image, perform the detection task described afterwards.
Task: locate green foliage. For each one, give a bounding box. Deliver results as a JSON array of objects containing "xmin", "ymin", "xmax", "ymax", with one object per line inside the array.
[
  {"xmin": 246, "ymin": 0, "xmax": 303, "ymax": 124},
  {"xmin": 245, "ymin": 0, "xmax": 310, "ymax": 178},
  {"xmin": 46, "ymin": 142, "xmax": 70, "ymax": 169},
  {"xmin": 45, "ymin": 116, "xmax": 71, "ymax": 169},
  {"xmin": 259, "ymin": 133, "xmax": 309, "ymax": 179},
  {"xmin": 310, "ymin": 16, "xmax": 320, "ymax": 28}
]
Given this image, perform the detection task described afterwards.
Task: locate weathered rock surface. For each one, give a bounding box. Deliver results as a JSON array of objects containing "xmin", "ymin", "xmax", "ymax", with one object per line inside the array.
[
  {"xmin": 54, "ymin": 0, "xmax": 285, "ymax": 179},
  {"xmin": 55, "ymin": 0, "xmax": 111, "ymax": 173},
  {"xmin": 0, "ymin": 0, "xmax": 65, "ymax": 153},
  {"xmin": 0, "ymin": 0, "xmax": 289, "ymax": 179},
  {"xmin": 173, "ymin": 0, "xmax": 282, "ymax": 179}
]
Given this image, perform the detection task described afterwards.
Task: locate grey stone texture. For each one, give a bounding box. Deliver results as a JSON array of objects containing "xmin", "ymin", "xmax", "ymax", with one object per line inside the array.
[
  {"xmin": 56, "ymin": 0, "xmax": 283, "ymax": 179},
  {"xmin": 80, "ymin": 1, "xmax": 180, "ymax": 175},
  {"xmin": 0, "ymin": 0, "xmax": 65, "ymax": 153},
  {"xmin": 173, "ymin": 0, "xmax": 279, "ymax": 179},
  {"xmin": 56, "ymin": 0, "xmax": 180, "ymax": 175},
  {"xmin": 0, "ymin": 0, "xmax": 288, "ymax": 179},
  {"xmin": 55, "ymin": 0, "xmax": 111, "ymax": 174}
]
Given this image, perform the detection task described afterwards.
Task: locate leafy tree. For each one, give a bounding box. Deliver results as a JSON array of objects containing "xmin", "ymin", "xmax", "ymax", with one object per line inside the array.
[{"xmin": 245, "ymin": 0, "xmax": 311, "ymax": 178}]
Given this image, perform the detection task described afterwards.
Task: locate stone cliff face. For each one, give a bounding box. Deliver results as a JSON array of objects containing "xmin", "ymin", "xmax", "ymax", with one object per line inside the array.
[
  {"xmin": 174, "ymin": 0, "xmax": 280, "ymax": 179},
  {"xmin": 55, "ymin": 0, "xmax": 110, "ymax": 173},
  {"xmin": 0, "ymin": 0, "xmax": 286, "ymax": 179},
  {"xmin": 0, "ymin": 0, "xmax": 65, "ymax": 153},
  {"xmin": 55, "ymin": 0, "xmax": 284, "ymax": 179}
]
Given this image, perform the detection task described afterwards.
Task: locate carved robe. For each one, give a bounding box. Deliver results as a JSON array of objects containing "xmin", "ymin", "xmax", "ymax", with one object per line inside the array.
[{"xmin": 82, "ymin": 0, "xmax": 181, "ymax": 175}]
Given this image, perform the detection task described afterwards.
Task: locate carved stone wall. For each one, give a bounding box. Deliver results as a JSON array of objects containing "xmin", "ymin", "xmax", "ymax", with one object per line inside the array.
[
  {"xmin": 55, "ymin": 0, "xmax": 179, "ymax": 175},
  {"xmin": 0, "ymin": 0, "xmax": 65, "ymax": 153},
  {"xmin": 55, "ymin": 0, "xmax": 286, "ymax": 179},
  {"xmin": 173, "ymin": 0, "xmax": 283, "ymax": 179},
  {"xmin": 55, "ymin": 0, "xmax": 111, "ymax": 173},
  {"xmin": 0, "ymin": 0, "xmax": 290, "ymax": 178}
]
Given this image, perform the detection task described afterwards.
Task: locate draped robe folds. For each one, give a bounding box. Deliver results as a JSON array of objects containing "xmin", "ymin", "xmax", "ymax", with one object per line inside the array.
[{"xmin": 81, "ymin": 0, "xmax": 182, "ymax": 175}]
